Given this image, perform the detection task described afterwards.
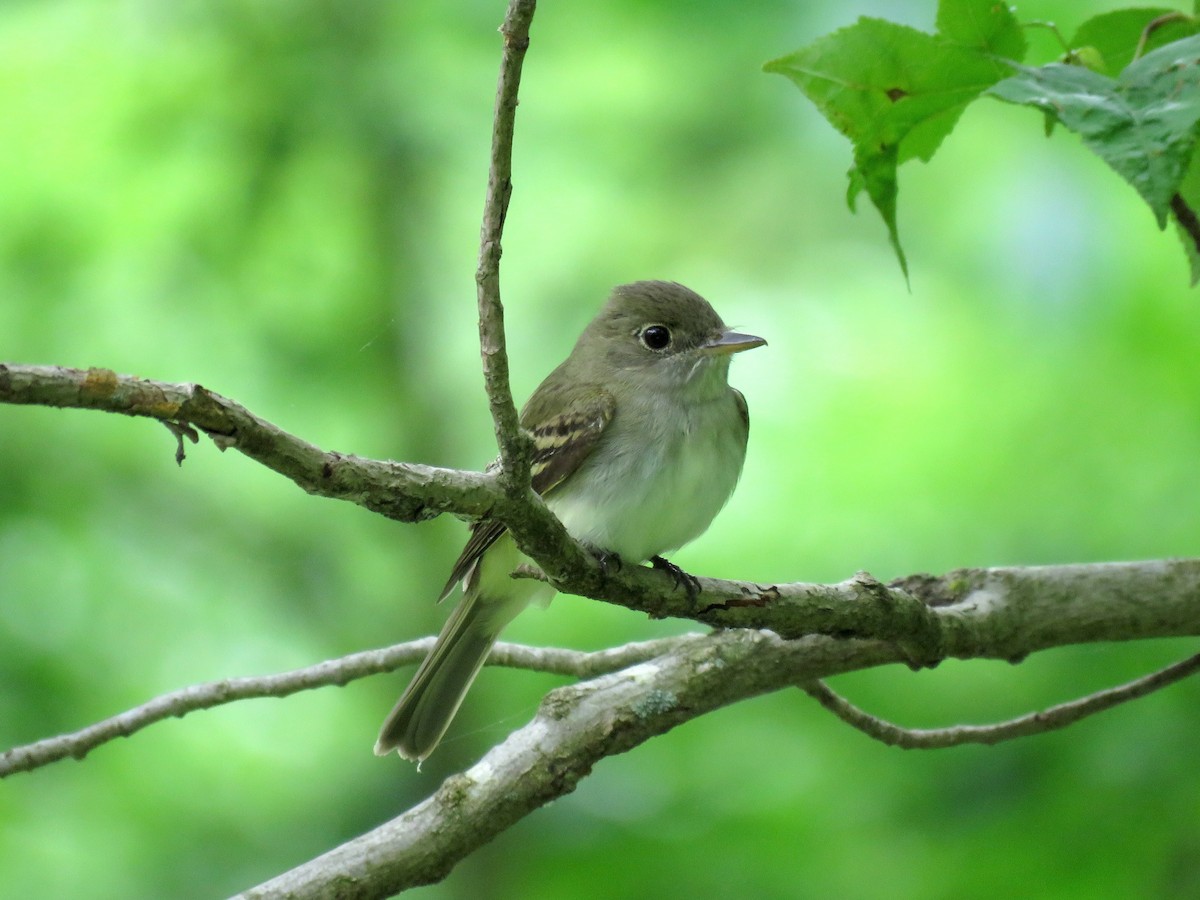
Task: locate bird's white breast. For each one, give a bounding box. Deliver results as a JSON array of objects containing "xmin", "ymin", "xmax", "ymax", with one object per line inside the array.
[{"xmin": 545, "ymin": 388, "xmax": 747, "ymax": 563}]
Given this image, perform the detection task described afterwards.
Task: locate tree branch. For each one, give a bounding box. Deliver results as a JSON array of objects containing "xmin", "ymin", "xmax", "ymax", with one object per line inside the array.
[
  {"xmin": 0, "ymin": 635, "xmax": 692, "ymax": 778},
  {"xmin": 4, "ymin": 541, "xmax": 1191, "ymax": 891},
  {"xmin": 802, "ymin": 651, "xmax": 1200, "ymax": 748},
  {"xmin": 3, "ymin": 0, "xmax": 1196, "ymax": 893},
  {"xmin": 234, "ymin": 626, "xmax": 1200, "ymax": 897},
  {"xmin": 2, "ymin": 362, "xmax": 1199, "ymax": 654},
  {"xmin": 240, "ymin": 623, "xmax": 1200, "ymax": 897},
  {"xmin": 475, "ymin": 0, "xmax": 537, "ymax": 496},
  {"xmin": 4, "ymin": 367, "xmax": 1199, "ymax": 892},
  {"xmin": 0, "ymin": 363, "xmax": 497, "ymax": 525},
  {"xmin": 236, "ymin": 629, "xmax": 897, "ymax": 899},
  {"xmin": 458, "ymin": 0, "xmax": 616, "ymax": 599}
]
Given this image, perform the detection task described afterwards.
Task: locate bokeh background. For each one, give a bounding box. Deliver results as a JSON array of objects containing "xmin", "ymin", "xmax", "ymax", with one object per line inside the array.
[{"xmin": 2, "ymin": 0, "xmax": 1199, "ymax": 897}]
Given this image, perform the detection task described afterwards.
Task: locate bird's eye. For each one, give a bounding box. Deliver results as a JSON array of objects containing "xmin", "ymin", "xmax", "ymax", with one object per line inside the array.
[{"xmin": 639, "ymin": 324, "xmax": 672, "ymax": 351}]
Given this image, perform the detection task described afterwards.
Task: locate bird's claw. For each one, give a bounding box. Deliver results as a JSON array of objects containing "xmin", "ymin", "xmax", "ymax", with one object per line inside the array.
[
  {"xmin": 651, "ymin": 555, "xmax": 701, "ymax": 600},
  {"xmin": 589, "ymin": 547, "xmax": 624, "ymax": 575}
]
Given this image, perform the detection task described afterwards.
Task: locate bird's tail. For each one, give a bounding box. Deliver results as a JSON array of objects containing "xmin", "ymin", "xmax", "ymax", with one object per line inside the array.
[{"xmin": 374, "ymin": 590, "xmax": 518, "ymax": 762}]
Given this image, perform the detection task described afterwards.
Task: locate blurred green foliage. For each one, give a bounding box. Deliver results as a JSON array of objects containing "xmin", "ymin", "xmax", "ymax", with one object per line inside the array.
[{"xmin": 2, "ymin": 1, "xmax": 1199, "ymax": 897}]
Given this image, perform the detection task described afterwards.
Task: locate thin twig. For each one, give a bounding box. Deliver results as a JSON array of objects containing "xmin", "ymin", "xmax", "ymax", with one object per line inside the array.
[
  {"xmin": 803, "ymin": 652, "xmax": 1200, "ymax": 748},
  {"xmin": 475, "ymin": 0, "xmax": 538, "ymax": 496},
  {"xmin": 464, "ymin": 0, "xmax": 594, "ymax": 595},
  {"xmin": 0, "ymin": 635, "xmax": 693, "ymax": 778}
]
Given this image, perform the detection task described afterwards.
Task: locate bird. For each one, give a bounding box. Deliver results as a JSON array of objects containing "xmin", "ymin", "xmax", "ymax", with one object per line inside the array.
[{"xmin": 375, "ymin": 280, "xmax": 765, "ymax": 762}]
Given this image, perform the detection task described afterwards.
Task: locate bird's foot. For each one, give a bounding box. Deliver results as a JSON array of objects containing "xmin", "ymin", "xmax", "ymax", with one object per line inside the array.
[
  {"xmin": 588, "ymin": 546, "xmax": 624, "ymax": 575},
  {"xmin": 650, "ymin": 555, "xmax": 702, "ymax": 600}
]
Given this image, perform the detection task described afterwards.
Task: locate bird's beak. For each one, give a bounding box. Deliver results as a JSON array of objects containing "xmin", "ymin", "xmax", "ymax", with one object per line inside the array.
[{"xmin": 701, "ymin": 329, "xmax": 767, "ymax": 356}]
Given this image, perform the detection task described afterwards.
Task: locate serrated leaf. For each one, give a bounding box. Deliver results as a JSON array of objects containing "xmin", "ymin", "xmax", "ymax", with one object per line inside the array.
[
  {"xmin": 847, "ymin": 167, "xmax": 866, "ymax": 211},
  {"xmin": 854, "ymin": 142, "xmax": 907, "ymax": 277},
  {"xmin": 1069, "ymin": 8, "xmax": 1198, "ymax": 76},
  {"xmin": 987, "ymin": 34, "xmax": 1200, "ymax": 228},
  {"xmin": 937, "ymin": 0, "xmax": 1027, "ymax": 59},
  {"xmin": 766, "ymin": 7, "xmax": 1026, "ymax": 279}
]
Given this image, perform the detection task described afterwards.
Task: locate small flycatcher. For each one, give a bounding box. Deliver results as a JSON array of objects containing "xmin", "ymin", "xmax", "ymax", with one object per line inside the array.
[{"xmin": 375, "ymin": 281, "xmax": 765, "ymax": 761}]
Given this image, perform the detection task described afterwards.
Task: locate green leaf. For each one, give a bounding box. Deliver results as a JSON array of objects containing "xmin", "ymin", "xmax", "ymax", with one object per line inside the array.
[
  {"xmin": 854, "ymin": 142, "xmax": 906, "ymax": 276},
  {"xmin": 987, "ymin": 34, "xmax": 1200, "ymax": 228},
  {"xmin": 937, "ymin": 0, "xmax": 1027, "ymax": 59},
  {"xmin": 1069, "ymin": 8, "xmax": 1199, "ymax": 76},
  {"xmin": 765, "ymin": 3, "xmax": 1025, "ymax": 279},
  {"xmin": 1068, "ymin": 45, "xmax": 1110, "ymax": 74}
]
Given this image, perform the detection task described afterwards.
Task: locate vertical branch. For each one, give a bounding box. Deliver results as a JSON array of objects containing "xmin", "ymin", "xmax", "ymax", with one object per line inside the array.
[{"xmin": 476, "ymin": 0, "xmax": 538, "ymax": 495}]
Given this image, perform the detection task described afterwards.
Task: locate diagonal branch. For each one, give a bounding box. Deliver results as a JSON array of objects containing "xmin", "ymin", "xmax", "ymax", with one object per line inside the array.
[
  {"xmin": 802, "ymin": 651, "xmax": 1200, "ymax": 748},
  {"xmin": 235, "ymin": 630, "xmax": 900, "ymax": 899},
  {"xmin": 234, "ymin": 635, "xmax": 1200, "ymax": 897},
  {"xmin": 0, "ymin": 635, "xmax": 694, "ymax": 778},
  {"xmin": 0, "ymin": 363, "xmax": 498, "ymax": 525}
]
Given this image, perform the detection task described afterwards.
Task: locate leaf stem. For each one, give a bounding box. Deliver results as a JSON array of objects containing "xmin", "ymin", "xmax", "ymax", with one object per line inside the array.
[
  {"xmin": 1133, "ymin": 12, "xmax": 1192, "ymax": 62},
  {"xmin": 1021, "ymin": 20, "xmax": 1070, "ymax": 55}
]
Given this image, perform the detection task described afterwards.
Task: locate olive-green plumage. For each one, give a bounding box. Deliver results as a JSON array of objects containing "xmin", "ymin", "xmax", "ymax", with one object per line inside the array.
[{"xmin": 375, "ymin": 281, "xmax": 764, "ymax": 761}]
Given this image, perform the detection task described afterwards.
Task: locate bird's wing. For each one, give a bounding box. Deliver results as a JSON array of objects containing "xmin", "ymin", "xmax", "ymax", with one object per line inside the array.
[
  {"xmin": 437, "ymin": 389, "xmax": 616, "ymax": 600},
  {"xmin": 733, "ymin": 387, "xmax": 749, "ymax": 432}
]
